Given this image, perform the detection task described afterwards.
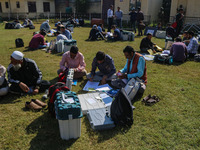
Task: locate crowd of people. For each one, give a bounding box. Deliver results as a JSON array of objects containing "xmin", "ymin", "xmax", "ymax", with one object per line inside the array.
[{"xmin": 1, "ymin": 6, "xmax": 199, "ymax": 99}]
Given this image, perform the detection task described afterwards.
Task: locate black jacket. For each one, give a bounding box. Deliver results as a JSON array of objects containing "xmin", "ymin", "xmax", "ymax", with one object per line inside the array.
[
  {"xmin": 7, "ymin": 58, "xmax": 42, "ymax": 87},
  {"xmin": 140, "ymin": 37, "xmax": 154, "ymax": 50}
]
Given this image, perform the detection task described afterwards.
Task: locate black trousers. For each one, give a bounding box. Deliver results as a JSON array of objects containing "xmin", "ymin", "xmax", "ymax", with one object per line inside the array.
[{"xmin": 108, "ymin": 18, "xmax": 113, "ymax": 32}]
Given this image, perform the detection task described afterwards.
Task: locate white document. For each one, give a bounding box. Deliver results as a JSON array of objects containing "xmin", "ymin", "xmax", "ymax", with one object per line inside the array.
[
  {"xmin": 87, "ymin": 98, "xmax": 97, "ymax": 105},
  {"xmin": 62, "ymin": 98, "xmax": 75, "ymax": 104},
  {"xmin": 96, "ymin": 84, "xmax": 112, "ymax": 91},
  {"xmin": 100, "ymin": 93, "xmax": 113, "ymax": 107},
  {"xmin": 143, "ymin": 55, "xmax": 155, "ymax": 61},
  {"xmin": 83, "ymin": 81, "xmax": 99, "ymax": 91}
]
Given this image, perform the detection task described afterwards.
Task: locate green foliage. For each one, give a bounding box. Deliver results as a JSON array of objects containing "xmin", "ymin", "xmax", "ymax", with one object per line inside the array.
[
  {"xmin": 0, "ymin": 22, "xmax": 200, "ymax": 150},
  {"xmin": 75, "ymin": 0, "xmax": 90, "ymax": 13}
]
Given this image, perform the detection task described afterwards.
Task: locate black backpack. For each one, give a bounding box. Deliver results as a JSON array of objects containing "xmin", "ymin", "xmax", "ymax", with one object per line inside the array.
[
  {"xmin": 48, "ymin": 82, "xmax": 69, "ymax": 117},
  {"xmin": 15, "ymin": 38, "xmax": 24, "ymax": 47},
  {"xmin": 154, "ymin": 54, "xmax": 173, "ymax": 65},
  {"xmin": 111, "ymin": 88, "xmax": 133, "ymax": 126},
  {"xmin": 5, "ymin": 23, "xmax": 15, "ymax": 29},
  {"xmin": 29, "ymin": 25, "xmax": 35, "ymax": 29}
]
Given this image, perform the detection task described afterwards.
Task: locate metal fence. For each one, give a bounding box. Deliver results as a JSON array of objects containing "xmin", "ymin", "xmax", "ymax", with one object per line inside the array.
[
  {"xmin": 0, "ymin": 12, "xmax": 151, "ymax": 27},
  {"xmin": 170, "ymin": 16, "xmax": 200, "ymax": 25}
]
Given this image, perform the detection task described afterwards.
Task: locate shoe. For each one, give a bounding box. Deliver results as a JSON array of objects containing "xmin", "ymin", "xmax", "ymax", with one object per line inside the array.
[
  {"xmin": 31, "ymin": 99, "xmax": 47, "ymax": 107},
  {"xmin": 25, "ymin": 101, "xmax": 42, "ymax": 110}
]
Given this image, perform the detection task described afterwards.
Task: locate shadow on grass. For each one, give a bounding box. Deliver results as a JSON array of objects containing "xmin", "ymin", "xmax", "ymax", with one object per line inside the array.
[
  {"xmin": 26, "ymin": 112, "xmax": 77, "ymax": 150},
  {"xmin": 0, "ymin": 93, "xmax": 23, "ymax": 104},
  {"xmin": 82, "ymin": 116, "xmax": 131, "ymax": 143},
  {"xmin": 49, "ymin": 76, "xmax": 59, "ymax": 85},
  {"xmin": 152, "ymin": 61, "xmax": 186, "ymax": 66}
]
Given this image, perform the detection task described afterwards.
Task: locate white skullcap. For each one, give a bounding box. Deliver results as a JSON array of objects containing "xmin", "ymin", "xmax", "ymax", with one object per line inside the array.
[
  {"xmin": 93, "ymin": 24, "xmax": 97, "ymax": 29},
  {"xmin": 11, "ymin": 51, "xmax": 24, "ymax": 60}
]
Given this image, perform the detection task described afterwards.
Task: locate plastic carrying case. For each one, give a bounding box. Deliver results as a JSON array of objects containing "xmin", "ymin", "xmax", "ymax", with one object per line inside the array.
[
  {"xmin": 54, "ymin": 91, "xmax": 83, "ymax": 140},
  {"xmin": 87, "ymin": 108, "xmax": 115, "ymax": 130}
]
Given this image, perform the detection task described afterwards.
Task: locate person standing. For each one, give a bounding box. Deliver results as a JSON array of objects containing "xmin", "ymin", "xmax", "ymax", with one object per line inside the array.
[
  {"xmin": 115, "ymin": 7, "xmax": 123, "ymax": 29},
  {"xmin": 175, "ymin": 8, "xmax": 184, "ymax": 37},
  {"xmin": 107, "ymin": 5, "xmax": 114, "ymax": 32},
  {"xmin": 129, "ymin": 7, "xmax": 137, "ymax": 33},
  {"xmin": 136, "ymin": 7, "xmax": 144, "ymax": 36}
]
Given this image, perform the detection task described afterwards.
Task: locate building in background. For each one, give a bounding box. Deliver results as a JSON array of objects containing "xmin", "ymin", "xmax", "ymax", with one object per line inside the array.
[
  {"xmin": 170, "ymin": 0, "xmax": 200, "ymax": 24},
  {"xmin": 0, "ymin": 0, "xmax": 55, "ymax": 19}
]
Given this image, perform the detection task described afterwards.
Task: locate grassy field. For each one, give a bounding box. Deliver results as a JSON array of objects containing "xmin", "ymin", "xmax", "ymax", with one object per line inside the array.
[{"xmin": 0, "ymin": 22, "xmax": 200, "ymax": 150}]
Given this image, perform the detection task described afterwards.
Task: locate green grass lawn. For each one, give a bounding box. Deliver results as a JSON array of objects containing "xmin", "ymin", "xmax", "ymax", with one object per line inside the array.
[{"xmin": 0, "ymin": 23, "xmax": 200, "ymax": 150}]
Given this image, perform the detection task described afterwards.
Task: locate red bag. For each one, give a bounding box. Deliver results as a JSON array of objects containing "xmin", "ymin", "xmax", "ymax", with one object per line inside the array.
[{"xmin": 172, "ymin": 22, "xmax": 177, "ymax": 28}]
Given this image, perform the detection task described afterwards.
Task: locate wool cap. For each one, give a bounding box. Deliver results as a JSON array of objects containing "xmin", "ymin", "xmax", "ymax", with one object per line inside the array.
[{"xmin": 11, "ymin": 51, "xmax": 24, "ymax": 60}]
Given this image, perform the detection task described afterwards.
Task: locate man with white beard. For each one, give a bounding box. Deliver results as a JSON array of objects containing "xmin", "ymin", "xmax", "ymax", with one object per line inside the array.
[{"xmin": 7, "ymin": 51, "xmax": 42, "ymax": 95}]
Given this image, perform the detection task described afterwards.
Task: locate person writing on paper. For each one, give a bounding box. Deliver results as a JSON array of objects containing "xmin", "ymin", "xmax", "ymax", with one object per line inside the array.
[
  {"xmin": 58, "ymin": 46, "xmax": 87, "ymax": 79},
  {"xmin": 112, "ymin": 46, "xmax": 147, "ymax": 94},
  {"xmin": 140, "ymin": 33, "xmax": 155, "ymax": 53},
  {"xmin": 87, "ymin": 51, "xmax": 116, "ymax": 85}
]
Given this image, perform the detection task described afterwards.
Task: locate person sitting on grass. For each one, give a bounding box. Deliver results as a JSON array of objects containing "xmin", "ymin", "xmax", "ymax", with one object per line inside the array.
[
  {"xmin": 112, "ymin": 46, "xmax": 147, "ymax": 95},
  {"xmin": 88, "ymin": 24, "xmax": 99, "ymax": 41},
  {"xmin": 40, "ymin": 20, "xmax": 51, "ymax": 33},
  {"xmin": 60, "ymin": 25, "xmax": 72, "ymax": 40},
  {"xmin": 87, "ymin": 51, "xmax": 117, "ymax": 85},
  {"xmin": 170, "ymin": 37, "xmax": 187, "ymax": 62},
  {"xmin": 108, "ymin": 25, "xmax": 121, "ymax": 41},
  {"xmin": 0, "ymin": 64, "xmax": 9, "ymax": 97},
  {"xmin": 57, "ymin": 46, "xmax": 87, "ymax": 79},
  {"xmin": 140, "ymin": 33, "xmax": 155, "ymax": 53},
  {"xmin": 182, "ymin": 31, "xmax": 190, "ymax": 46},
  {"xmin": 56, "ymin": 31, "xmax": 68, "ymax": 41},
  {"xmin": 7, "ymin": 51, "xmax": 43, "ymax": 95},
  {"xmin": 166, "ymin": 23, "xmax": 176, "ymax": 41},
  {"xmin": 187, "ymin": 31, "xmax": 199, "ymax": 59},
  {"xmin": 97, "ymin": 23, "xmax": 107, "ymax": 38},
  {"xmin": 28, "ymin": 30, "xmax": 47, "ymax": 50}
]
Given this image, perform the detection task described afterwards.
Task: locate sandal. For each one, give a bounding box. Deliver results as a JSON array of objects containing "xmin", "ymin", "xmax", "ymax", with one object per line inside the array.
[
  {"xmin": 142, "ymin": 95, "xmax": 160, "ymax": 106},
  {"xmin": 142, "ymin": 94, "xmax": 151, "ymax": 103}
]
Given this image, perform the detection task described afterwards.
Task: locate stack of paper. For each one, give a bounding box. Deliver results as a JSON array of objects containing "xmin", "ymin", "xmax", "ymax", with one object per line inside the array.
[{"xmin": 83, "ymin": 81, "xmax": 112, "ymax": 92}]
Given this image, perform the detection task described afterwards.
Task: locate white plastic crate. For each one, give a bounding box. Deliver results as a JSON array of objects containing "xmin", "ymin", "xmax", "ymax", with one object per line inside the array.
[
  {"xmin": 58, "ymin": 115, "xmax": 81, "ymax": 140},
  {"xmin": 56, "ymin": 40, "xmax": 64, "ymax": 53},
  {"xmin": 121, "ymin": 32, "xmax": 129, "ymax": 41},
  {"xmin": 63, "ymin": 41, "xmax": 77, "ymax": 53},
  {"xmin": 155, "ymin": 30, "xmax": 166, "ymax": 39}
]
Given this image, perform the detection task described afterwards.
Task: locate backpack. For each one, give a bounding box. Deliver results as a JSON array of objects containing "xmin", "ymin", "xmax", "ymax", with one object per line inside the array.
[
  {"xmin": 124, "ymin": 78, "xmax": 141, "ymax": 101},
  {"xmin": 154, "ymin": 54, "xmax": 173, "ymax": 65},
  {"xmin": 5, "ymin": 23, "xmax": 15, "ymax": 29},
  {"xmin": 111, "ymin": 88, "xmax": 133, "ymax": 126},
  {"xmin": 29, "ymin": 25, "xmax": 35, "ymax": 29},
  {"xmin": 15, "ymin": 38, "xmax": 24, "ymax": 47},
  {"xmin": 48, "ymin": 82, "xmax": 69, "ymax": 117}
]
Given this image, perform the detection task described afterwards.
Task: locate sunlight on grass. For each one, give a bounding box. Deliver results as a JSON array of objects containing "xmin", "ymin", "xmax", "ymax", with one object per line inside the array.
[{"xmin": 0, "ymin": 23, "xmax": 200, "ymax": 150}]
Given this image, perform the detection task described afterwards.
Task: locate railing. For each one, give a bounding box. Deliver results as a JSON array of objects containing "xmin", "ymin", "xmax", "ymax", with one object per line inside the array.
[
  {"xmin": 170, "ymin": 16, "xmax": 200, "ymax": 25},
  {"xmin": 0, "ymin": 12, "xmax": 151, "ymax": 27}
]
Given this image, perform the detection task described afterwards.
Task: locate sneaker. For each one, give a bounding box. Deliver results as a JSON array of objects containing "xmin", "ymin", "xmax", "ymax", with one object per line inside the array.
[
  {"xmin": 25, "ymin": 101, "xmax": 42, "ymax": 110},
  {"xmin": 31, "ymin": 99, "xmax": 47, "ymax": 108}
]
